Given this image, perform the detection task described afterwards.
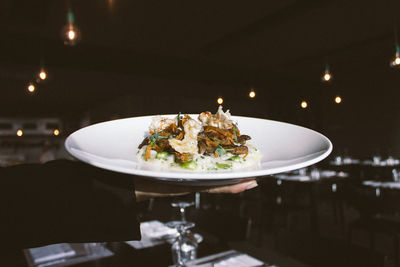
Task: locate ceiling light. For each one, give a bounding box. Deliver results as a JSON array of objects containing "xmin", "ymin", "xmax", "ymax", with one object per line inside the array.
[
  {"xmin": 39, "ymin": 69, "xmax": 47, "ymax": 80},
  {"xmin": 27, "ymin": 82, "xmax": 36, "ymax": 94},
  {"xmin": 321, "ymin": 64, "xmax": 332, "ymax": 83},
  {"xmin": 249, "ymin": 90, "xmax": 256, "ymax": 98},
  {"xmin": 62, "ymin": 9, "xmax": 81, "ymax": 46},
  {"xmin": 53, "ymin": 129, "xmax": 60, "ymax": 136},
  {"xmin": 217, "ymin": 97, "xmax": 223, "ymax": 105},
  {"xmin": 16, "ymin": 129, "xmax": 23, "ymax": 137},
  {"xmin": 301, "ymin": 101, "xmax": 308, "ymax": 109},
  {"xmin": 335, "ymin": 96, "xmax": 342, "ymax": 104}
]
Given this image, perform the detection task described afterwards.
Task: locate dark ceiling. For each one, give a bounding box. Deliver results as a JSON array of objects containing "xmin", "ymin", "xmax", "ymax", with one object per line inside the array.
[{"xmin": 0, "ymin": 0, "xmax": 399, "ymax": 120}]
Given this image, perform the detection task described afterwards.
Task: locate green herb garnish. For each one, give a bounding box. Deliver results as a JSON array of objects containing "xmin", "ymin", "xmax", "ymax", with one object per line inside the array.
[
  {"xmin": 215, "ymin": 146, "xmax": 234, "ymax": 156},
  {"xmin": 180, "ymin": 160, "xmax": 198, "ymax": 170},
  {"xmin": 216, "ymin": 163, "xmax": 231, "ymax": 169},
  {"xmin": 232, "ymin": 125, "xmax": 238, "ymax": 143},
  {"xmin": 176, "ymin": 112, "xmax": 183, "ymax": 121},
  {"xmin": 228, "ymin": 155, "xmax": 241, "ymax": 161},
  {"xmin": 150, "ymin": 132, "xmax": 168, "ymax": 145},
  {"xmin": 156, "ymin": 151, "xmax": 170, "ymax": 160}
]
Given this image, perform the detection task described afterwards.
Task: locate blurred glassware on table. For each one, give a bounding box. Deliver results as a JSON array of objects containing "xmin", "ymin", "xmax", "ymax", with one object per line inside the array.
[
  {"xmin": 171, "ymin": 200, "xmax": 194, "ymax": 222},
  {"xmin": 385, "ymin": 156, "xmax": 399, "ymax": 166},
  {"xmin": 166, "ymin": 221, "xmax": 198, "ymax": 267},
  {"xmin": 334, "ymin": 155, "xmax": 343, "ymax": 165},
  {"xmin": 298, "ymin": 168, "xmax": 307, "ymax": 176},
  {"xmin": 373, "ymin": 155, "xmax": 382, "ymax": 165},
  {"xmin": 310, "ymin": 168, "xmax": 321, "ymax": 180},
  {"xmin": 392, "ymin": 169, "xmax": 399, "ymax": 182},
  {"xmin": 169, "ymin": 200, "xmax": 203, "ymax": 245}
]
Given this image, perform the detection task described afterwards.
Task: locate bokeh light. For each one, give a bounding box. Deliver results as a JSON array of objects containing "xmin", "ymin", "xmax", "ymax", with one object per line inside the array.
[
  {"xmin": 27, "ymin": 83, "xmax": 36, "ymax": 93},
  {"xmin": 249, "ymin": 90, "xmax": 256, "ymax": 98}
]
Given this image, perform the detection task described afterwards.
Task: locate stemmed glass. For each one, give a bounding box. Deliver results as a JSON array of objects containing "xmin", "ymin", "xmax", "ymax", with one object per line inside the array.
[
  {"xmin": 170, "ymin": 200, "xmax": 203, "ymax": 243},
  {"xmin": 166, "ymin": 221, "xmax": 198, "ymax": 267},
  {"xmin": 171, "ymin": 200, "xmax": 194, "ymax": 222}
]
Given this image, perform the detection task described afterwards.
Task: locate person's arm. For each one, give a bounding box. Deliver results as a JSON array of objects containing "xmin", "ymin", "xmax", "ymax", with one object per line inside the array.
[
  {"xmin": 0, "ymin": 160, "xmax": 141, "ymax": 249},
  {"xmin": 134, "ymin": 178, "xmax": 258, "ymax": 202}
]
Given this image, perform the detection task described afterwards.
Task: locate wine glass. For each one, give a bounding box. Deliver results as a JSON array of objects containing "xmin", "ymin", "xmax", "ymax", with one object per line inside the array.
[
  {"xmin": 170, "ymin": 199, "xmax": 203, "ymax": 245},
  {"xmin": 171, "ymin": 200, "xmax": 194, "ymax": 222},
  {"xmin": 166, "ymin": 221, "xmax": 198, "ymax": 267}
]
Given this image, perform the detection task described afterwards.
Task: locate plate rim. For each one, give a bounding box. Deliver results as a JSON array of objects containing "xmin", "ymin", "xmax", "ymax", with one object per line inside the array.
[{"xmin": 65, "ymin": 115, "xmax": 333, "ymax": 181}]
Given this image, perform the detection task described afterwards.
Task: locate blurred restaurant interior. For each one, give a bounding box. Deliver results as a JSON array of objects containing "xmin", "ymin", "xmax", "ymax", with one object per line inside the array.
[{"xmin": 2, "ymin": 0, "xmax": 400, "ymax": 266}]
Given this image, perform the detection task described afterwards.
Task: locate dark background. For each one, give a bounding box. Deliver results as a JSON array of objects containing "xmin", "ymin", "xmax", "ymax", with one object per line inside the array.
[{"xmin": 0, "ymin": 0, "xmax": 399, "ymax": 158}]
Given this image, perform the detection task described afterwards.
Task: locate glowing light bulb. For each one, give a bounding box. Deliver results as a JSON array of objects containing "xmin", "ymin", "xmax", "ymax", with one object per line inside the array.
[
  {"xmin": 27, "ymin": 83, "xmax": 36, "ymax": 93},
  {"xmin": 53, "ymin": 129, "xmax": 60, "ymax": 136},
  {"xmin": 217, "ymin": 97, "xmax": 223, "ymax": 104},
  {"xmin": 335, "ymin": 96, "xmax": 342, "ymax": 104},
  {"xmin": 321, "ymin": 64, "xmax": 333, "ymax": 83},
  {"xmin": 39, "ymin": 69, "xmax": 47, "ymax": 80},
  {"xmin": 68, "ymin": 29, "xmax": 76, "ymax": 40},
  {"xmin": 391, "ymin": 56, "xmax": 400, "ymax": 67},
  {"xmin": 17, "ymin": 129, "xmax": 23, "ymax": 137},
  {"xmin": 62, "ymin": 10, "xmax": 81, "ymax": 46},
  {"xmin": 301, "ymin": 101, "xmax": 308, "ymax": 109},
  {"xmin": 62, "ymin": 24, "xmax": 80, "ymax": 46},
  {"xmin": 249, "ymin": 90, "xmax": 256, "ymax": 98}
]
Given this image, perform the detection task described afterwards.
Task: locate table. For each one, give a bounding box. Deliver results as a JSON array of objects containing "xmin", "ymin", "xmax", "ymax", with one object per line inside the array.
[
  {"xmin": 15, "ymin": 224, "xmax": 231, "ymax": 267},
  {"xmin": 264, "ymin": 170, "xmax": 349, "ymax": 236}
]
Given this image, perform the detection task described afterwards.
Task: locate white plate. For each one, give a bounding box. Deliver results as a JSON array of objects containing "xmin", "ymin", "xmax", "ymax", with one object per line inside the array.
[{"xmin": 65, "ymin": 115, "xmax": 332, "ymax": 184}]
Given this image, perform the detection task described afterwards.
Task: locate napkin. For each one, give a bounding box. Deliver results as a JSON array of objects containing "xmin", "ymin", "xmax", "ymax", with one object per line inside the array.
[
  {"xmin": 141, "ymin": 220, "xmax": 178, "ymax": 239},
  {"xmin": 185, "ymin": 250, "xmax": 265, "ymax": 267},
  {"xmin": 212, "ymin": 254, "xmax": 265, "ymax": 267},
  {"xmin": 29, "ymin": 243, "xmax": 76, "ymax": 264},
  {"xmin": 126, "ymin": 220, "xmax": 178, "ymax": 249}
]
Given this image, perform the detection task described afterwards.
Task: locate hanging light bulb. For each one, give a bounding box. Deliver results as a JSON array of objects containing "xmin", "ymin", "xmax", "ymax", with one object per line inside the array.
[
  {"xmin": 61, "ymin": 8, "xmax": 81, "ymax": 46},
  {"xmin": 301, "ymin": 100, "xmax": 308, "ymax": 109},
  {"xmin": 16, "ymin": 129, "xmax": 23, "ymax": 137},
  {"xmin": 27, "ymin": 82, "xmax": 36, "ymax": 94},
  {"xmin": 321, "ymin": 64, "xmax": 333, "ymax": 83},
  {"xmin": 390, "ymin": 45, "xmax": 400, "ymax": 68},
  {"xmin": 217, "ymin": 97, "xmax": 223, "ymax": 105},
  {"xmin": 39, "ymin": 68, "xmax": 47, "ymax": 80},
  {"xmin": 249, "ymin": 89, "xmax": 256, "ymax": 98}
]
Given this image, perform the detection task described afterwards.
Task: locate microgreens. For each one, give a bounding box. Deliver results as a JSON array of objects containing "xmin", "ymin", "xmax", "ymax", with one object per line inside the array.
[
  {"xmin": 176, "ymin": 112, "xmax": 183, "ymax": 121},
  {"xmin": 150, "ymin": 132, "xmax": 168, "ymax": 145},
  {"xmin": 215, "ymin": 146, "xmax": 234, "ymax": 156},
  {"xmin": 232, "ymin": 124, "xmax": 238, "ymax": 143}
]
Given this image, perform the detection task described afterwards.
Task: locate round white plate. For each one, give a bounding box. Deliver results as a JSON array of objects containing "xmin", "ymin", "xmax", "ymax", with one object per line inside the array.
[{"xmin": 65, "ymin": 115, "xmax": 332, "ymax": 184}]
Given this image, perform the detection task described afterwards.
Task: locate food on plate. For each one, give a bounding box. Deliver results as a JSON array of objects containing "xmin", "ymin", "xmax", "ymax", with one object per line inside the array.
[{"xmin": 137, "ymin": 106, "xmax": 261, "ymax": 171}]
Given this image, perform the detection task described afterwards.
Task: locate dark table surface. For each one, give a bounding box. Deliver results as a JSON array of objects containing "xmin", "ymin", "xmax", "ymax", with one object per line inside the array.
[{"xmin": 7, "ymin": 228, "xmax": 230, "ymax": 267}]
